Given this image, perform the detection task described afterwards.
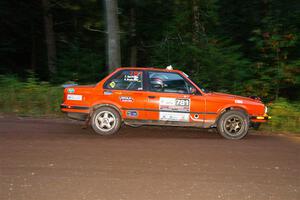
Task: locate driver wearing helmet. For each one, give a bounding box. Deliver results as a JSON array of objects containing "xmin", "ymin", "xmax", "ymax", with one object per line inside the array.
[{"xmin": 150, "ymin": 76, "xmax": 164, "ymax": 92}]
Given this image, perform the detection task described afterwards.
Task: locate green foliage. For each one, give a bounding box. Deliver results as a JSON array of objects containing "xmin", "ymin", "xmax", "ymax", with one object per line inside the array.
[
  {"xmin": 0, "ymin": 74, "xmax": 62, "ymax": 116},
  {"xmin": 249, "ymin": 26, "xmax": 298, "ymax": 100},
  {"xmin": 149, "ymin": 37, "xmax": 251, "ymax": 94},
  {"xmin": 56, "ymin": 44, "xmax": 106, "ymax": 83},
  {"xmin": 142, "ymin": 0, "xmax": 251, "ymax": 94},
  {"xmin": 261, "ymin": 98, "xmax": 300, "ymax": 133}
]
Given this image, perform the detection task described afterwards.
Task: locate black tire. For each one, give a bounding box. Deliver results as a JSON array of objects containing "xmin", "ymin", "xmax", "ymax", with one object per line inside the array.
[
  {"xmin": 251, "ymin": 122, "xmax": 261, "ymax": 130},
  {"xmin": 91, "ymin": 107, "xmax": 122, "ymax": 135},
  {"xmin": 217, "ymin": 110, "xmax": 249, "ymax": 140}
]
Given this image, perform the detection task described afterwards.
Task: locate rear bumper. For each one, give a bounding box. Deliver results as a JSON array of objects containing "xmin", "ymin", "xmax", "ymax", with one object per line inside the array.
[
  {"xmin": 60, "ymin": 104, "xmax": 90, "ymax": 110},
  {"xmin": 66, "ymin": 112, "xmax": 88, "ymax": 121},
  {"xmin": 60, "ymin": 104, "xmax": 90, "ymax": 121}
]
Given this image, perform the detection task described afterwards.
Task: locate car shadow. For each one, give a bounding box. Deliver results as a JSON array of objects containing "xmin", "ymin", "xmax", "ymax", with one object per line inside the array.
[
  {"xmin": 0, "ymin": 117, "xmax": 269, "ymax": 141},
  {"xmin": 85, "ymin": 125, "xmax": 265, "ymax": 140}
]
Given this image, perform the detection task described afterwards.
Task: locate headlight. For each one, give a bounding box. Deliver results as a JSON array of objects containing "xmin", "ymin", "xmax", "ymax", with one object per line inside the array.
[{"xmin": 264, "ymin": 106, "xmax": 268, "ymax": 114}]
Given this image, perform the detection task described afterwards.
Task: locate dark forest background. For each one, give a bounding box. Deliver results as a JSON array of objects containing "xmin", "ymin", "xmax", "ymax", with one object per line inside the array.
[{"xmin": 0, "ymin": 0, "xmax": 299, "ymax": 101}]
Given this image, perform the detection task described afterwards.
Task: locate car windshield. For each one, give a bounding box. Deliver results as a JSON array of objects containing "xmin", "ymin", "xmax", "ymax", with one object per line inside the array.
[{"xmin": 186, "ymin": 76, "xmax": 209, "ymax": 93}]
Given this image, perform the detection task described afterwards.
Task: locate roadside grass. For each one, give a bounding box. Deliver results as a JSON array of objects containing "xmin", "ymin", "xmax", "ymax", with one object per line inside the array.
[
  {"xmin": 0, "ymin": 75, "xmax": 63, "ymax": 117},
  {"xmin": 0, "ymin": 76, "xmax": 299, "ymax": 133},
  {"xmin": 261, "ymin": 98, "xmax": 300, "ymax": 133}
]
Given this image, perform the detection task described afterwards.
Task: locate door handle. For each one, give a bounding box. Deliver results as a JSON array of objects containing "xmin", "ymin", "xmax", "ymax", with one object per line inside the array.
[
  {"xmin": 148, "ymin": 96, "xmax": 156, "ymax": 99},
  {"xmin": 103, "ymin": 90, "xmax": 113, "ymax": 95}
]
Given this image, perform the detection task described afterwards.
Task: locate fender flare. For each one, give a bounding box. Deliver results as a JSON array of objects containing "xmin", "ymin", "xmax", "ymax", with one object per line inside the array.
[
  {"xmin": 90, "ymin": 103, "xmax": 123, "ymax": 120},
  {"xmin": 215, "ymin": 106, "xmax": 249, "ymax": 124}
]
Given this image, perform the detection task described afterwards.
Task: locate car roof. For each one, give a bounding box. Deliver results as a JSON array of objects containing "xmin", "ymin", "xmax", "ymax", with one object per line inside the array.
[{"xmin": 116, "ymin": 67, "xmax": 183, "ymax": 73}]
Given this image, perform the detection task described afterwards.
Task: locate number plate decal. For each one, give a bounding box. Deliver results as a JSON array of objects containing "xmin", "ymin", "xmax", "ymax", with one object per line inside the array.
[
  {"xmin": 159, "ymin": 97, "xmax": 190, "ymax": 122},
  {"xmin": 159, "ymin": 97, "xmax": 190, "ymax": 112},
  {"xmin": 159, "ymin": 112, "xmax": 189, "ymax": 122},
  {"xmin": 67, "ymin": 94, "xmax": 83, "ymax": 101}
]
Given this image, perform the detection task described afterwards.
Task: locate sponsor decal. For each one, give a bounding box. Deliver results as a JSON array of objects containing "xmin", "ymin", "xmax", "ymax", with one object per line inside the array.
[
  {"xmin": 120, "ymin": 96, "xmax": 133, "ymax": 102},
  {"xmin": 235, "ymin": 99, "xmax": 243, "ymax": 104},
  {"xmin": 124, "ymin": 75, "xmax": 139, "ymax": 82},
  {"xmin": 159, "ymin": 97, "xmax": 190, "ymax": 112},
  {"xmin": 67, "ymin": 88, "xmax": 75, "ymax": 93},
  {"xmin": 124, "ymin": 71, "xmax": 142, "ymax": 82},
  {"xmin": 67, "ymin": 94, "xmax": 82, "ymax": 101},
  {"xmin": 160, "ymin": 112, "xmax": 189, "ymax": 122},
  {"xmin": 126, "ymin": 110, "xmax": 138, "ymax": 117},
  {"xmin": 158, "ymin": 97, "xmax": 191, "ymax": 121},
  {"xmin": 109, "ymin": 81, "xmax": 116, "ymax": 88}
]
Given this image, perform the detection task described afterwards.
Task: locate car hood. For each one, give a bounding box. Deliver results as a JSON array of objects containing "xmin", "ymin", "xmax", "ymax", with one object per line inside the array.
[{"xmin": 206, "ymin": 92, "xmax": 261, "ymax": 103}]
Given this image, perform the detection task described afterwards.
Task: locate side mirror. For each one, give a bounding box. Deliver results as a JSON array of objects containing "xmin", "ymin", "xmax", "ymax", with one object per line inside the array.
[{"xmin": 190, "ymin": 87, "xmax": 197, "ymax": 95}]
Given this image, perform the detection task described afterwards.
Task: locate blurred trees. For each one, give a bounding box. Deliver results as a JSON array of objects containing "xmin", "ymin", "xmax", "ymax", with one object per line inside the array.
[
  {"xmin": 42, "ymin": 0, "xmax": 57, "ymax": 74},
  {"xmin": 104, "ymin": 0, "xmax": 121, "ymax": 72},
  {"xmin": 0, "ymin": 0, "xmax": 299, "ymax": 100}
]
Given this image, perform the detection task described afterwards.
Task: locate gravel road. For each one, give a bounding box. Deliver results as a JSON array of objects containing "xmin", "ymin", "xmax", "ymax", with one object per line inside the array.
[{"xmin": 0, "ymin": 117, "xmax": 299, "ymax": 200}]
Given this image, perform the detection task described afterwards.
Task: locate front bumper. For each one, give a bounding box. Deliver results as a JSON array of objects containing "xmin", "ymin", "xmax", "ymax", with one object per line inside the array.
[{"xmin": 251, "ymin": 114, "xmax": 271, "ymax": 122}]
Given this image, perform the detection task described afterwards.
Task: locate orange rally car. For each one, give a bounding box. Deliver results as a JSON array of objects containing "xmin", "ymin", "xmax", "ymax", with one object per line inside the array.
[{"xmin": 61, "ymin": 66, "xmax": 270, "ymax": 139}]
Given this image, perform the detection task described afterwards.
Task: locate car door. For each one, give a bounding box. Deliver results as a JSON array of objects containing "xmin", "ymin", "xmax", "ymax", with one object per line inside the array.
[
  {"xmin": 144, "ymin": 71, "xmax": 206, "ymax": 127},
  {"xmin": 103, "ymin": 69, "xmax": 147, "ymax": 120}
]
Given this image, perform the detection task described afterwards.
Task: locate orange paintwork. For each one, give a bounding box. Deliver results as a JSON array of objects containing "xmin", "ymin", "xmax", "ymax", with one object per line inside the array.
[{"xmin": 61, "ymin": 67, "xmax": 269, "ymax": 127}]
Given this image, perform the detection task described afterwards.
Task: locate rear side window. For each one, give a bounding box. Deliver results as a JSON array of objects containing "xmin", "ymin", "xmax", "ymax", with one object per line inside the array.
[{"xmin": 104, "ymin": 70, "xmax": 143, "ymax": 91}]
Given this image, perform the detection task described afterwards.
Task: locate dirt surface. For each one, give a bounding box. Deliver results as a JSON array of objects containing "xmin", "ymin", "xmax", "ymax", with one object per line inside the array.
[{"xmin": 0, "ymin": 117, "xmax": 299, "ymax": 200}]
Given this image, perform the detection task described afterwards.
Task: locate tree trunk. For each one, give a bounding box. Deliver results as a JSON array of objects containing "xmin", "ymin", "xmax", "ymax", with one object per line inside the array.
[
  {"xmin": 30, "ymin": 22, "xmax": 37, "ymax": 71},
  {"xmin": 129, "ymin": 7, "xmax": 137, "ymax": 66},
  {"xmin": 42, "ymin": 0, "xmax": 57, "ymax": 75},
  {"xmin": 192, "ymin": 0, "xmax": 200, "ymax": 73},
  {"xmin": 192, "ymin": 0, "xmax": 200, "ymax": 44},
  {"xmin": 105, "ymin": 0, "xmax": 121, "ymax": 72}
]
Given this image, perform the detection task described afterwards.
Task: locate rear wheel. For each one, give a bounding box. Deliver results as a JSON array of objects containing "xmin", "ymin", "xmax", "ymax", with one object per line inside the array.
[
  {"xmin": 217, "ymin": 110, "xmax": 249, "ymax": 140},
  {"xmin": 91, "ymin": 107, "xmax": 121, "ymax": 135}
]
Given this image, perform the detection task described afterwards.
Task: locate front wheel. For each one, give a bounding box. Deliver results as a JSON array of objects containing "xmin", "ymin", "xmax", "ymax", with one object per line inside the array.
[
  {"xmin": 91, "ymin": 107, "xmax": 121, "ymax": 135},
  {"xmin": 217, "ymin": 110, "xmax": 249, "ymax": 140}
]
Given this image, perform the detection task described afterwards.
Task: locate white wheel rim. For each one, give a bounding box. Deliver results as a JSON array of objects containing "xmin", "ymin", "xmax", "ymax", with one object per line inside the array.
[{"xmin": 95, "ymin": 111, "xmax": 116, "ymax": 132}]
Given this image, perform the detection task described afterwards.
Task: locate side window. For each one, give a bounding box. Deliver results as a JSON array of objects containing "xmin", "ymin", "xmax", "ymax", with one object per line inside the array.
[
  {"xmin": 148, "ymin": 72, "xmax": 193, "ymax": 94},
  {"xmin": 104, "ymin": 70, "xmax": 143, "ymax": 91}
]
